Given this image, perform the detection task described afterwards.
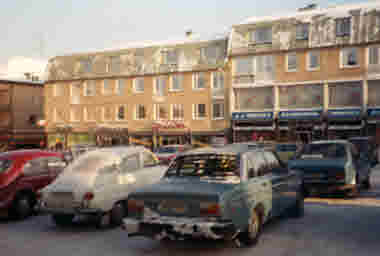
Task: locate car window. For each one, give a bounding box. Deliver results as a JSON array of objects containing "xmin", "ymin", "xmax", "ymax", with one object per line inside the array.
[
  {"xmin": 156, "ymin": 147, "xmax": 178, "ymax": 154},
  {"xmin": 121, "ymin": 154, "xmax": 140, "ymax": 173},
  {"xmin": 264, "ymin": 151, "xmax": 280, "ymax": 168},
  {"xmin": 295, "ymin": 143, "xmax": 347, "ymax": 159},
  {"xmin": 0, "ymin": 159, "xmax": 12, "ymax": 174},
  {"xmin": 23, "ymin": 157, "xmax": 49, "ymax": 176},
  {"xmin": 143, "ymin": 151, "xmax": 159, "ymax": 167}
]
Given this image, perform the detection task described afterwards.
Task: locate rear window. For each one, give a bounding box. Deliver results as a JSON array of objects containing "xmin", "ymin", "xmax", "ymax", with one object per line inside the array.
[
  {"xmin": 157, "ymin": 147, "xmax": 179, "ymax": 154},
  {"xmin": 295, "ymin": 143, "xmax": 347, "ymax": 159},
  {"xmin": 0, "ymin": 159, "xmax": 12, "ymax": 173},
  {"xmin": 165, "ymin": 154, "xmax": 239, "ymax": 180},
  {"xmin": 276, "ymin": 144, "xmax": 297, "ymax": 152},
  {"xmin": 349, "ymin": 139, "xmax": 369, "ymax": 152}
]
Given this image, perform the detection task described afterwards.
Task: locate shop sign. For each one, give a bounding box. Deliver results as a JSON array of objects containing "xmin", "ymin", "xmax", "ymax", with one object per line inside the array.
[
  {"xmin": 327, "ymin": 109, "xmax": 362, "ymax": 119},
  {"xmin": 368, "ymin": 108, "xmax": 380, "ymax": 118},
  {"xmin": 232, "ymin": 112, "xmax": 273, "ymax": 121},
  {"xmin": 278, "ymin": 110, "xmax": 322, "ymax": 120},
  {"xmin": 152, "ymin": 120, "xmax": 187, "ymax": 129}
]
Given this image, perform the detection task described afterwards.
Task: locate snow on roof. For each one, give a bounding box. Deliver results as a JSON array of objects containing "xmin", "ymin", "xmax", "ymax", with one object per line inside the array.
[{"xmin": 239, "ymin": 1, "xmax": 380, "ymax": 25}]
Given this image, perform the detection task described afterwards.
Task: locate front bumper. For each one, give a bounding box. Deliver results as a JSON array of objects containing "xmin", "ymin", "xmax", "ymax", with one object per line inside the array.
[
  {"xmin": 122, "ymin": 216, "xmax": 237, "ymax": 241},
  {"xmin": 36, "ymin": 201, "xmax": 102, "ymax": 215}
]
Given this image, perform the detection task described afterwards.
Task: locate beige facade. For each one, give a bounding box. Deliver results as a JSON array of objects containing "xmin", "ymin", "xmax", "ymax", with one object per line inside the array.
[
  {"xmin": 45, "ymin": 35, "xmax": 230, "ymax": 147},
  {"xmin": 0, "ymin": 80, "xmax": 44, "ymax": 150}
]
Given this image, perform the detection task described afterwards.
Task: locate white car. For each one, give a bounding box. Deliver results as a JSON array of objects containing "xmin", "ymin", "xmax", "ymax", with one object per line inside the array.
[{"xmin": 38, "ymin": 146, "xmax": 167, "ymax": 228}]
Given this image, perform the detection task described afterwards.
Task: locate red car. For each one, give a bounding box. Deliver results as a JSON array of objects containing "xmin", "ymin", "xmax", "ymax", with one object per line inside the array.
[{"xmin": 0, "ymin": 150, "xmax": 66, "ymax": 219}]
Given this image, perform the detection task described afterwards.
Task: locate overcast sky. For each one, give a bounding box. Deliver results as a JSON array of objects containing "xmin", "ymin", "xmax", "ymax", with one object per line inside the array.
[{"xmin": 0, "ymin": 0, "xmax": 371, "ymax": 79}]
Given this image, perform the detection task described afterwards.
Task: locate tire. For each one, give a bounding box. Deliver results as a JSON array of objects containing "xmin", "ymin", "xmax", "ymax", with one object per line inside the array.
[
  {"xmin": 96, "ymin": 212, "xmax": 111, "ymax": 229},
  {"xmin": 110, "ymin": 202, "xmax": 125, "ymax": 226},
  {"xmin": 289, "ymin": 192, "xmax": 304, "ymax": 218},
  {"xmin": 237, "ymin": 209, "xmax": 262, "ymax": 247},
  {"xmin": 52, "ymin": 214, "xmax": 74, "ymax": 226},
  {"xmin": 13, "ymin": 194, "xmax": 33, "ymax": 220},
  {"xmin": 362, "ymin": 176, "xmax": 371, "ymax": 190}
]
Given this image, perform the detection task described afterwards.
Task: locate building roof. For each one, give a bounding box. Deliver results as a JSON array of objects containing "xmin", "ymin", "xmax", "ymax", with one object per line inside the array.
[
  {"xmin": 0, "ymin": 78, "xmax": 44, "ymax": 86},
  {"xmin": 238, "ymin": 1, "xmax": 380, "ymax": 25}
]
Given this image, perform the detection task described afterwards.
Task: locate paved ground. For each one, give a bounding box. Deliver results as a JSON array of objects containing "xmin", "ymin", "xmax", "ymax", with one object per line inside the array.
[{"xmin": 2, "ymin": 167, "xmax": 380, "ymax": 256}]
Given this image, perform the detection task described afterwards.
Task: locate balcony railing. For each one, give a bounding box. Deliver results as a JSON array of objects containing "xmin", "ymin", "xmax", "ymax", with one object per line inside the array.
[{"xmin": 233, "ymin": 75, "xmax": 255, "ymax": 84}]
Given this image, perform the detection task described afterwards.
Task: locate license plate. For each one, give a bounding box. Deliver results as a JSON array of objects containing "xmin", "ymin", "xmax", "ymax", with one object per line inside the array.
[{"xmin": 158, "ymin": 200, "xmax": 187, "ymax": 214}]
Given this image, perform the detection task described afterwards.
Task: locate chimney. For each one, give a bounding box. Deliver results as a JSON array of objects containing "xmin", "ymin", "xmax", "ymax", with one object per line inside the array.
[
  {"xmin": 186, "ymin": 30, "xmax": 193, "ymax": 38},
  {"xmin": 298, "ymin": 3, "xmax": 318, "ymax": 12}
]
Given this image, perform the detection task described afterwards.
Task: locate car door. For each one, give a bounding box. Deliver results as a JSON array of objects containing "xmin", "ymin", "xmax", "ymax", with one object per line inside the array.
[{"xmin": 350, "ymin": 144, "xmax": 369, "ymax": 185}]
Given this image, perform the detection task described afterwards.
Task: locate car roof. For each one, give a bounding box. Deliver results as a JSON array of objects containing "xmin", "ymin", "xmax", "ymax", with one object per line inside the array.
[
  {"xmin": 311, "ymin": 140, "xmax": 349, "ymax": 145},
  {"xmin": 0, "ymin": 150, "xmax": 63, "ymax": 160},
  {"xmin": 180, "ymin": 143, "xmax": 266, "ymax": 157},
  {"xmin": 82, "ymin": 146, "xmax": 147, "ymax": 158}
]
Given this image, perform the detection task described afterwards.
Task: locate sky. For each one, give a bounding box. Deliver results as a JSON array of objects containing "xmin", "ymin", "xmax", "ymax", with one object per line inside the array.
[{"xmin": 0, "ymin": 0, "xmax": 372, "ymax": 80}]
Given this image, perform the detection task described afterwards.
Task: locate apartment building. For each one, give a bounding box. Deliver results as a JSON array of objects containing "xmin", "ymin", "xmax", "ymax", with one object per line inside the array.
[
  {"xmin": 228, "ymin": 2, "xmax": 380, "ymax": 142},
  {"xmin": 0, "ymin": 79, "xmax": 45, "ymax": 151},
  {"xmin": 44, "ymin": 32, "xmax": 229, "ymax": 148}
]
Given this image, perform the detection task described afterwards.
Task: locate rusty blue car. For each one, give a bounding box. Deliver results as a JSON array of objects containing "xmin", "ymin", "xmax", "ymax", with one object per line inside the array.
[{"xmin": 122, "ymin": 144, "xmax": 304, "ymax": 246}]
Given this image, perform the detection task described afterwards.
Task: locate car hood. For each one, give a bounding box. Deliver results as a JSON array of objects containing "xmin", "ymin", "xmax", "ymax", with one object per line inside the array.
[
  {"xmin": 131, "ymin": 177, "xmax": 238, "ymax": 201},
  {"xmin": 288, "ymin": 158, "xmax": 346, "ymax": 173}
]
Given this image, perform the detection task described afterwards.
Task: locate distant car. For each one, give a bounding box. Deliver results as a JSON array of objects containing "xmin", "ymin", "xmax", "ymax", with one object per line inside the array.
[
  {"xmin": 122, "ymin": 144, "xmax": 304, "ymax": 246},
  {"xmin": 288, "ymin": 140, "xmax": 371, "ymax": 197},
  {"xmin": 0, "ymin": 150, "xmax": 66, "ymax": 219},
  {"xmin": 155, "ymin": 144, "xmax": 192, "ymax": 165},
  {"xmin": 38, "ymin": 146, "xmax": 167, "ymax": 228},
  {"xmin": 349, "ymin": 137, "xmax": 378, "ymax": 167},
  {"xmin": 275, "ymin": 143, "xmax": 299, "ymax": 163}
]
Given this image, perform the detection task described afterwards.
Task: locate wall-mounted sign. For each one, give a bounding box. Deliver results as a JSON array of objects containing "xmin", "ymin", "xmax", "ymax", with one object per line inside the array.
[
  {"xmin": 368, "ymin": 108, "xmax": 380, "ymax": 118},
  {"xmin": 278, "ymin": 110, "xmax": 322, "ymax": 120},
  {"xmin": 327, "ymin": 109, "xmax": 362, "ymax": 119},
  {"xmin": 232, "ymin": 112, "xmax": 273, "ymax": 121}
]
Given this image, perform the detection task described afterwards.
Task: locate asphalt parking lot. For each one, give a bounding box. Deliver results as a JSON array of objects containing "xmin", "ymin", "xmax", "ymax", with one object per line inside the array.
[{"xmin": 1, "ymin": 166, "xmax": 380, "ymax": 256}]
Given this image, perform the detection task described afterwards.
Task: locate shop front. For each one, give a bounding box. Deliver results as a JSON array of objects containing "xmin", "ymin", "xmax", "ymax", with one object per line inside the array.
[
  {"xmin": 152, "ymin": 120, "xmax": 191, "ymax": 149},
  {"xmin": 277, "ymin": 110, "xmax": 324, "ymax": 142},
  {"xmin": 327, "ymin": 109, "xmax": 364, "ymax": 139},
  {"xmin": 232, "ymin": 112, "xmax": 275, "ymax": 143}
]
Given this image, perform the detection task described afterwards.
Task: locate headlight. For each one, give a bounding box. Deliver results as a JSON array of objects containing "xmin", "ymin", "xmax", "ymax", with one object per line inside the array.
[{"xmin": 200, "ymin": 202, "xmax": 221, "ymax": 216}]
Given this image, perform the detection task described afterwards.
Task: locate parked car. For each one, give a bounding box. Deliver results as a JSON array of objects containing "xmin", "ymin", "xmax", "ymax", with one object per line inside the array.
[
  {"xmin": 349, "ymin": 137, "xmax": 378, "ymax": 167},
  {"xmin": 275, "ymin": 143, "xmax": 300, "ymax": 163},
  {"xmin": 38, "ymin": 146, "xmax": 167, "ymax": 228},
  {"xmin": 288, "ymin": 140, "xmax": 371, "ymax": 197},
  {"xmin": 155, "ymin": 144, "xmax": 192, "ymax": 165},
  {"xmin": 0, "ymin": 150, "xmax": 66, "ymax": 219},
  {"xmin": 122, "ymin": 144, "xmax": 304, "ymax": 246}
]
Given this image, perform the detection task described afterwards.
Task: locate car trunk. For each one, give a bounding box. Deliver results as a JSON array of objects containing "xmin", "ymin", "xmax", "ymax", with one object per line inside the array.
[{"xmin": 288, "ymin": 159, "xmax": 346, "ymax": 181}]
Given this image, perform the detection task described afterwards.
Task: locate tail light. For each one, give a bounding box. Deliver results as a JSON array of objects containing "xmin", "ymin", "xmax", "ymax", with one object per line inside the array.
[
  {"xmin": 83, "ymin": 192, "xmax": 94, "ymax": 201},
  {"xmin": 128, "ymin": 199, "xmax": 144, "ymax": 214},
  {"xmin": 200, "ymin": 202, "xmax": 221, "ymax": 216}
]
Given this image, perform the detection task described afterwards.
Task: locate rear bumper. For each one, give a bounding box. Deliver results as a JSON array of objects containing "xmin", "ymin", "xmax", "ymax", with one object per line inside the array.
[
  {"xmin": 36, "ymin": 201, "xmax": 102, "ymax": 215},
  {"xmin": 122, "ymin": 216, "xmax": 237, "ymax": 241}
]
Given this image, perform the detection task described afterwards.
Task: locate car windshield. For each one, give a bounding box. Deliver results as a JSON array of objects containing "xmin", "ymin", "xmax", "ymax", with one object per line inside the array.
[
  {"xmin": 0, "ymin": 159, "xmax": 12, "ymax": 174},
  {"xmin": 65, "ymin": 151, "xmax": 121, "ymax": 174},
  {"xmin": 165, "ymin": 153, "xmax": 240, "ymax": 180},
  {"xmin": 295, "ymin": 143, "xmax": 347, "ymax": 159},
  {"xmin": 276, "ymin": 144, "xmax": 297, "ymax": 152},
  {"xmin": 157, "ymin": 147, "xmax": 179, "ymax": 154}
]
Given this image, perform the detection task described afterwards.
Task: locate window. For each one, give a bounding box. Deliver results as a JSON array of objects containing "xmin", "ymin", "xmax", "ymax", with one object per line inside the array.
[
  {"xmin": 103, "ymin": 80, "xmax": 112, "ymax": 95},
  {"xmin": 307, "ymin": 51, "xmax": 320, "ymax": 70},
  {"xmin": 212, "ymin": 72, "xmax": 224, "ymax": 90},
  {"xmin": 70, "ymin": 83, "xmax": 81, "ymax": 104},
  {"xmin": 143, "ymin": 152, "xmax": 159, "ymax": 167},
  {"xmin": 369, "ymin": 46, "xmax": 380, "ymax": 65},
  {"xmin": 135, "ymin": 104, "xmax": 146, "ymax": 120},
  {"xmin": 234, "ymin": 57, "xmax": 253, "ymax": 75},
  {"xmin": 193, "ymin": 104, "xmax": 206, "ymax": 120},
  {"xmin": 53, "ymin": 108, "xmax": 64, "ymax": 123},
  {"xmin": 296, "ymin": 23, "xmax": 309, "ymax": 40},
  {"xmin": 133, "ymin": 78, "xmax": 144, "ymax": 93},
  {"xmin": 154, "ymin": 104, "xmax": 168, "ymax": 120},
  {"xmin": 256, "ymin": 55, "xmax": 274, "ymax": 73},
  {"xmin": 193, "ymin": 72, "xmax": 206, "ymax": 90},
  {"xmin": 70, "ymin": 108, "xmax": 80, "ymax": 122},
  {"xmin": 80, "ymin": 59, "xmax": 92, "ymax": 73},
  {"xmin": 279, "ymin": 84, "xmax": 323, "ymax": 109},
  {"xmin": 0, "ymin": 159, "xmax": 12, "ymax": 174},
  {"xmin": 102, "ymin": 106, "xmax": 113, "ymax": 121},
  {"xmin": 84, "ymin": 81, "xmax": 96, "ymax": 96},
  {"xmin": 171, "ymin": 104, "xmax": 184, "ymax": 120},
  {"xmin": 201, "ymin": 46, "xmax": 220, "ymax": 63},
  {"xmin": 286, "ymin": 53, "xmax": 298, "ymax": 72},
  {"xmin": 336, "ymin": 18, "xmax": 351, "ymax": 37},
  {"xmin": 154, "ymin": 77, "xmax": 167, "ymax": 96},
  {"xmin": 116, "ymin": 79, "xmax": 125, "ymax": 95},
  {"xmin": 84, "ymin": 107, "xmax": 96, "ymax": 122},
  {"xmin": 340, "ymin": 48, "xmax": 359, "ymax": 68},
  {"xmin": 116, "ymin": 105, "xmax": 126, "ymax": 121},
  {"xmin": 53, "ymin": 84, "xmax": 64, "ymax": 97},
  {"xmin": 170, "ymin": 74, "xmax": 183, "ymax": 91},
  {"xmin": 328, "ymin": 82, "xmax": 362, "ymax": 107},
  {"xmin": 250, "ymin": 27, "xmax": 272, "ymax": 44},
  {"xmin": 109, "ymin": 56, "xmax": 121, "ymax": 73},
  {"xmin": 162, "ymin": 50, "xmax": 178, "ymax": 64},
  {"xmin": 235, "ymin": 87, "xmax": 274, "ymax": 110},
  {"xmin": 212, "ymin": 102, "xmax": 224, "ymax": 119}
]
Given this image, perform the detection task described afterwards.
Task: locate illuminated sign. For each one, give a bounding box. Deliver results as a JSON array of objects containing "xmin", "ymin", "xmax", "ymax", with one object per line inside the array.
[
  {"xmin": 232, "ymin": 112, "xmax": 273, "ymax": 121},
  {"xmin": 278, "ymin": 110, "xmax": 322, "ymax": 120},
  {"xmin": 328, "ymin": 109, "xmax": 362, "ymax": 119},
  {"xmin": 368, "ymin": 108, "xmax": 380, "ymax": 118}
]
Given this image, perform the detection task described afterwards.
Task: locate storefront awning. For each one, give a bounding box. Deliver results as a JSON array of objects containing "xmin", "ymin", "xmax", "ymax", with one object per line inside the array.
[
  {"xmin": 278, "ymin": 110, "xmax": 322, "ymax": 120},
  {"xmin": 367, "ymin": 108, "xmax": 380, "ymax": 123},
  {"xmin": 233, "ymin": 125, "xmax": 275, "ymax": 131},
  {"xmin": 232, "ymin": 112, "xmax": 273, "ymax": 121},
  {"xmin": 328, "ymin": 124, "xmax": 364, "ymax": 130},
  {"xmin": 327, "ymin": 109, "xmax": 362, "ymax": 120}
]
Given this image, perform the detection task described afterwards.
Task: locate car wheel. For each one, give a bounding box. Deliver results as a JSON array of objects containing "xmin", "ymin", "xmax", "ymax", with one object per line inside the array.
[
  {"xmin": 52, "ymin": 214, "xmax": 74, "ymax": 226},
  {"xmin": 362, "ymin": 176, "xmax": 371, "ymax": 190},
  {"xmin": 97, "ymin": 212, "xmax": 111, "ymax": 229},
  {"xmin": 110, "ymin": 202, "xmax": 125, "ymax": 226},
  {"xmin": 236, "ymin": 209, "xmax": 262, "ymax": 247},
  {"xmin": 13, "ymin": 195, "xmax": 33, "ymax": 219},
  {"xmin": 289, "ymin": 191, "xmax": 304, "ymax": 218}
]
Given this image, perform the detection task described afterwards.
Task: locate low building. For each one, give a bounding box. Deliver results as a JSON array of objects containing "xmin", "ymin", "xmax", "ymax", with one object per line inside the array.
[
  {"xmin": 44, "ymin": 32, "xmax": 230, "ymax": 149},
  {"xmin": 0, "ymin": 79, "xmax": 45, "ymax": 150}
]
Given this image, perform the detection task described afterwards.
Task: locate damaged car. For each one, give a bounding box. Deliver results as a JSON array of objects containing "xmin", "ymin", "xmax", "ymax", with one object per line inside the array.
[
  {"xmin": 122, "ymin": 145, "xmax": 304, "ymax": 246},
  {"xmin": 288, "ymin": 140, "xmax": 371, "ymax": 197},
  {"xmin": 38, "ymin": 146, "xmax": 167, "ymax": 228}
]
